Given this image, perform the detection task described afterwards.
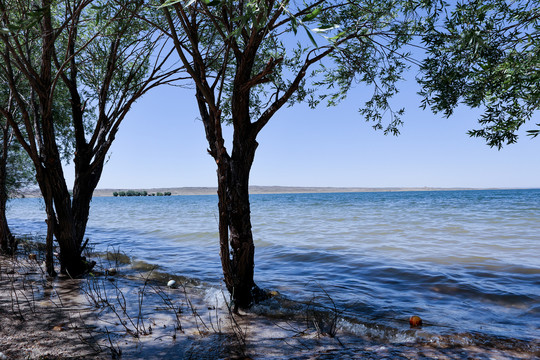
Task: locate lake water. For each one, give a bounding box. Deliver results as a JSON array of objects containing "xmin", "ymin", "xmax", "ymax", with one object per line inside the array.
[{"xmin": 7, "ymin": 189, "xmax": 540, "ymax": 349}]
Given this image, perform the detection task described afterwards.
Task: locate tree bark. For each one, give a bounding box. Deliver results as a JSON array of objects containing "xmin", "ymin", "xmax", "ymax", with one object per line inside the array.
[
  {"xmin": 0, "ymin": 125, "xmax": 15, "ymax": 255},
  {"xmin": 44, "ymin": 201, "xmax": 57, "ymax": 277},
  {"xmin": 0, "ymin": 158, "xmax": 15, "ymax": 255},
  {"xmin": 0, "ymin": 204, "xmax": 14, "ymax": 255},
  {"xmin": 216, "ymin": 155, "xmax": 259, "ymax": 309},
  {"xmin": 216, "ymin": 121, "xmax": 268, "ymax": 308},
  {"xmin": 45, "ymin": 162, "xmax": 97, "ymax": 277}
]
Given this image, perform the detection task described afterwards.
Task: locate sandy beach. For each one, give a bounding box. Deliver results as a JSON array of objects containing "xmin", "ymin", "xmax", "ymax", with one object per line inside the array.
[{"xmin": 1, "ymin": 244, "xmax": 538, "ymax": 359}]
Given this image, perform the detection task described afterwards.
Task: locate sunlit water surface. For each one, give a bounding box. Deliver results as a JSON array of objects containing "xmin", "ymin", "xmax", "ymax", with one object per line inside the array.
[{"xmin": 7, "ymin": 189, "xmax": 540, "ymax": 347}]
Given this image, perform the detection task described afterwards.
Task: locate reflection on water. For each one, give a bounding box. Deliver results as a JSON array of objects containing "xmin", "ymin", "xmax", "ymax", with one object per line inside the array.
[{"xmin": 7, "ymin": 189, "xmax": 540, "ymax": 345}]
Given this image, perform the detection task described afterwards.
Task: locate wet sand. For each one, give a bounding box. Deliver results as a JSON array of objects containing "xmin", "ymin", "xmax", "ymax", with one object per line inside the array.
[{"xmin": 1, "ymin": 252, "xmax": 538, "ymax": 359}]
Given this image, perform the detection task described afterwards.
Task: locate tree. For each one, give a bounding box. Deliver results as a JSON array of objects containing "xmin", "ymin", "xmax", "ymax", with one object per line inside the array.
[
  {"xmin": 0, "ymin": 0, "xmax": 180, "ymax": 276},
  {"xmin": 0, "ymin": 42, "xmax": 75, "ymax": 256},
  {"xmin": 158, "ymin": 0, "xmax": 432, "ymax": 308},
  {"xmin": 419, "ymin": 0, "xmax": 539, "ymax": 148},
  {"xmin": 0, "ymin": 85, "xmax": 19, "ymax": 255},
  {"xmin": 0, "ymin": 107, "xmax": 34, "ymax": 254}
]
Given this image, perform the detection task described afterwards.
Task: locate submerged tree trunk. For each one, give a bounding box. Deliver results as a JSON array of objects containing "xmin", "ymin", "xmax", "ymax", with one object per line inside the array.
[
  {"xmin": 194, "ymin": 85, "xmax": 260, "ymax": 308},
  {"xmin": 216, "ymin": 156, "xmax": 259, "ymax": 309},
  {"xmin": 195, "ymin": 88, "xmax": 261, "ymax": 308},
  {"xmin": 212, "ymin": 119, "xmax": 267, "ymax": 308}
]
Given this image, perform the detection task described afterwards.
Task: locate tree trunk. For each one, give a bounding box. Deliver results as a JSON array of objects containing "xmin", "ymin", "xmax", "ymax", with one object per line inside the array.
[
  {"xmin": 72, "ymin": 150, "xmax": 105, "ymax": 247},
  {"xmin": 0, "ymin": 171, "xmax": 15, "ymax": 255},
  {"xmin": 44, "ymin": 200, "xmax": 57, "ymax": 277},
  {"xmin": 0, "ymin": 208, "xmax": 14, "ymax": 255},
  {"xmin": 215, "ymin": 140, "xmax": 267, "ymax": 309},
  {"xmin": 0, "ymin": 127, "xmax": 15, "ymax": 255},
  {"xmin": 38, "ymin": 179, "xmax": 57, "ymax": 276},
  {"xmin": 217, "ymin": 160, "xmax": 253, "ymax": 308},
  {"xmin": 195, "ymin": 82, "xmax": 266, "ymax": 308},
  {"xmin": 36, "ymin": 161, "xmax": 92, "ymax": 277},
  {"xmin": 50, "ymin": 171, "xmax": 94, "ymax": 277}
]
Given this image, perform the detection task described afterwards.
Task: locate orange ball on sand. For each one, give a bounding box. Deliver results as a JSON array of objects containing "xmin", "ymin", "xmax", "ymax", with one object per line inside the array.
[{"xmin": 409, "ymin": 315, "xmax": 423, "ymax": 328}]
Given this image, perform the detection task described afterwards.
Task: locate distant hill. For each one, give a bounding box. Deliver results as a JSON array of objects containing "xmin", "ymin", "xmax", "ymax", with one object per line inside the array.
[
  {"xmin": 93, "ymin": 186, "xmax": 478, "ymax": 197},
  {"xmin": 20, "ymin": 186, "xmax": 484, "ymax": 198}
]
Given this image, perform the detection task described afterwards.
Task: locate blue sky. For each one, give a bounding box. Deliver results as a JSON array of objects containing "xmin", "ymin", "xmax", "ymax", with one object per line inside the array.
[{"xmin": 63, "ymin": 67, "xmax": 540, "ymax": 190}]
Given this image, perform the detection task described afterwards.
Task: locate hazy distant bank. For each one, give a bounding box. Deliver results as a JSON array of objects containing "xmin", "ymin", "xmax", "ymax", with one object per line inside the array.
[
  {"xmin": 20, "ymin": 186, "xmax": 491, "ymax": 198},
  {"xmin": 95, "ymin": 186, "xmax": 485, "ymax": 197}
]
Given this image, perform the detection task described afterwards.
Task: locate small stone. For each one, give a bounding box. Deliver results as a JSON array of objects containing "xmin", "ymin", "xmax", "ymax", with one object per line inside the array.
[
  {"xmin": 167, "ymin": 280, "xmax": 177, "ymax": 288},
  {"xmin": 106, "ymin": 268, "xmax": 117, "ymax": 276},
  {"xmin": 52, "ymin": 323, "xmax": 66, "ymax": 331},
  {"xmin": 409, "ymin": 315, "xmax": 423, "ymax": 328}
]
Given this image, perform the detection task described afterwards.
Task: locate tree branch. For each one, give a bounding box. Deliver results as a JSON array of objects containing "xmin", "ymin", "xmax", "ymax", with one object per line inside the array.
[{"xmin": 252, "ymin": 46, "xmax": 334, "ymax": 137}]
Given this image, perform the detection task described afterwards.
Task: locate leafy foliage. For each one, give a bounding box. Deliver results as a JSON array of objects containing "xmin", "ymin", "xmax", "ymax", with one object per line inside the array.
[
  {"xmin": 0, "ymin": 69, "xmax": 36, "ymax": 198},
  {"xmin": 4, "ymin": 141, "xmax": 34, "ymax": 196},
  {"xmin": 161, "ymin": 0, "xmax": 433, "ymax": 134},
  {"xmin": 419, "ymin": 0, "xmax": 539, "ymax": 148},
  {"xmin": 76, "ymin": 0, "xmax": 154, "ymax": 112}
]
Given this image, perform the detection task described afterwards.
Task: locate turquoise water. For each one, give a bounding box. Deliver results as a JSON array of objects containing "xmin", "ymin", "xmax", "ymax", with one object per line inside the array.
[{"xmin": 7, "ymin": 189, "xmax": 540, "ymax": 346}]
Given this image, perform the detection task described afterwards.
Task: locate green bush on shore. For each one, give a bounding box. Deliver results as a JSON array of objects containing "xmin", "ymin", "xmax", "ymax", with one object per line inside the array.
[{"xmin": 112, "ymin": 190, "xmax": 152, "ymax": 197}]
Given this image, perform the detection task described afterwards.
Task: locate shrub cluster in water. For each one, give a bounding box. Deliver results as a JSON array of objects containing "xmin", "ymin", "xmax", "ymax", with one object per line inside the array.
[{"xmin": 113, "ymin": 191, "xmax": 172, "ymax": 197}]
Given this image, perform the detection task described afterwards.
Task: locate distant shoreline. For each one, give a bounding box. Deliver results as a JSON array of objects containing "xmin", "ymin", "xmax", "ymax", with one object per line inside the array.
[{"xmin": 19, "ymin": 186, "xmax": 537, "ymax": 198}]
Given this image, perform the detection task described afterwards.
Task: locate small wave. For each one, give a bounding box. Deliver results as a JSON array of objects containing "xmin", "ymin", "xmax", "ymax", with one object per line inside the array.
[
  {"xmin": 337, "ymin": 318, "xmax": 420, "ymax": 344},
  {"xmin": 203, "ymin": 287, "xmax": 230, "ymax": 309},
  {"xmin": 252, "ymin": 293, "xmax": 539, "ymax": 354}
]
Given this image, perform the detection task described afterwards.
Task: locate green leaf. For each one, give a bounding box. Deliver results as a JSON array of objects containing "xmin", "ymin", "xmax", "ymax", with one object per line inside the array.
[
  {"xmin": 302, "ymin": 24, "xmax": 317, "ymax": 47},
  {"xmin": 302, "ymin": 7, "xmax": 321, "ymax": 22},
  {"xmin": 158, "ymin": 0, "xmax": 185, "ymax": 9},
  {"xmin": 90, "ymin": 4, "xmax": 106, "ymax": 11},
  {"xmin": 526, "ymin": 128, "xmax": 540, "ymax": 138},
  {"xmin": 312, "ymin": 25, "xmax": 340, "ymax": 33},
  {"xmin": 291, "ymin": 16, "xmax": 298, "ymax": 35},
  {"xmin": 226, "ymin": 26, "xmax": 242, "ymax": 39},
  {"xmin": 328, "ymin": 31, "xmax": 346, "ymax": 41}
]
